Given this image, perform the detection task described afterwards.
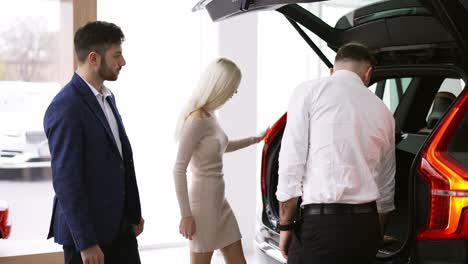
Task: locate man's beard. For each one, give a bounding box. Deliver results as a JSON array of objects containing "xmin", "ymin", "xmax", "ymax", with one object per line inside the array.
[{"xmin": 98, "ymin": 57, "xmax": 119, "ymax": 81}]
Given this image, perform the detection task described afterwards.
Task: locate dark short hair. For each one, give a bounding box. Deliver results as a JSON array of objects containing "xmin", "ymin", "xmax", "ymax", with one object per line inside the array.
[
  {"xmin": 335, "ymin": 42, "xmax": 376, "ymax": 67},
  {"xmin": 74, "ymin": 21, "xmax": 125, "ymax": 63}
]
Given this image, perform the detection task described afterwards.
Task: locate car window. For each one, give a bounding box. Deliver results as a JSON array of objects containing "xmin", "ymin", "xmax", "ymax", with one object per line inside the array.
[
  {"xmin": 437, "ymin": 78, "xmax": 464, "ymax": 96},
  {"xmin": 424, "ymin": 78, "xmax": 465, "ymax": 122},
  {"xmin": 369, "ymin": 77, "xmax": 412, "ymax": 113},
  {"xmin": 0, "ymin": 81, "xmax": 60, "ymax": 132},
  {"xmin": 307, "ymin": 0, "xmax": 383, "ymax": 28}
]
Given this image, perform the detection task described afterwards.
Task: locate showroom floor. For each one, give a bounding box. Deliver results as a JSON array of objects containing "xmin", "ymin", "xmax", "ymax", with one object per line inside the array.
[
  {"xmin": 139, "ymin": 246, "xmax": 276, "ymax": 263},
  {"xmin": 0, "ymin": 180, "xmax": 279, "ymax": 263}
]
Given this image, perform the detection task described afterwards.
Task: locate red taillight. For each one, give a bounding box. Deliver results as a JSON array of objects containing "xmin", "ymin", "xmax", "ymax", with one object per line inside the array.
[
  {"xmin": 261, "ymin": 113, "xmax": 287, "ymax": 194},
  {"xmin": 417, "ymin": 91, "xmax": 468, "ymax": 240}
]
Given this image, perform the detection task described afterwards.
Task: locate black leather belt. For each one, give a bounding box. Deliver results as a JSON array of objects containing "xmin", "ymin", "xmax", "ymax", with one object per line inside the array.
[{"xmin": 302, "ymin": 202, "xmax": 377, "ymax": 215}]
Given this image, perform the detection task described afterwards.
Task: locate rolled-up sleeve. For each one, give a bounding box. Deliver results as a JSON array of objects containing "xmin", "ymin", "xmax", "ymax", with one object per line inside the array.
[
  {"xmin": 276, "ymin": 83, "xmax": 311, "ymax": 202},
  {"xmin": 376, "ymin": 117, "xmax": 396, "ymax": 213}
]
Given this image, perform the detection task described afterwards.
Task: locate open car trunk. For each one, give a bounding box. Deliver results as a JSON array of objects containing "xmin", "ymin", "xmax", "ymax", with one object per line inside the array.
[
  {"xmin": 194, "ymin": 0, "xmax": 468, "ymax": 65},
  {"xmin": 261, "ymin": 67, "xmax": 467, "ymax": 262}
]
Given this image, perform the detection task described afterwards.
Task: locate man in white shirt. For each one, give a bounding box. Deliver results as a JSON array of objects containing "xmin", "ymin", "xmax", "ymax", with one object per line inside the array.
[{"xmin": 276, "ymin": 43, "xmax": 395, "ymax": 263}]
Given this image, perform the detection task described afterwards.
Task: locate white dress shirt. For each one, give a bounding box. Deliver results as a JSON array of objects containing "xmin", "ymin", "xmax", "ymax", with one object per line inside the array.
[
  {"xmin": 276, "ymin": 70, "xmax": 396, "ymax": 213},
  {"xmin": 83, "ymin": 78, "xmax": 123, "ymax": 157}
]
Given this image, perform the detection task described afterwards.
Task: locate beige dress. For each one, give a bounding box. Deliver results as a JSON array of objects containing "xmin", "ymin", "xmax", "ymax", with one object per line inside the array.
[{"xmin": 173, "ymin": 115, "xmax": 257, "ymax": 253}]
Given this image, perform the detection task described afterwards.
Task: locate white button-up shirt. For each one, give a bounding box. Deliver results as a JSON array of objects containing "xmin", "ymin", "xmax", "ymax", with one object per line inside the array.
[
  {"xmin": 276, "ymin": 70, "xmax": 396, "ymax": 213},
  {"xmin": 83, "ymin": 79, "xmax": 123, "ymax": 157}
]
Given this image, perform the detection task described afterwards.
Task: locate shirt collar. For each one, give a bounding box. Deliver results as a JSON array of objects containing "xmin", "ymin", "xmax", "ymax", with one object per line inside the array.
[
  {"xmin": 332, "ymin": 69, "xmax": 365, "ymax": 86},
  {"xmin": 81, "ymin": 75, "xmax": 112, "ymax": 99}
]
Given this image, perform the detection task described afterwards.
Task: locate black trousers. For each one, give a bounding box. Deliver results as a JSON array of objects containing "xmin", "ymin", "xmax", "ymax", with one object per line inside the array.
[
  {"xmin": 63, "ymin": 218, "xmax": 141, "ymax": 264},
  {"xmin": 287, "ymin": 212, "xmax": 381, "ymax": 264}
]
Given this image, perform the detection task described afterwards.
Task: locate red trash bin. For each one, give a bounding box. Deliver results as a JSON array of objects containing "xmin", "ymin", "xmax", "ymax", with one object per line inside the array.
[{"xmin": 0, "ymin": 200, "xmax": 11, "ymax": 239}]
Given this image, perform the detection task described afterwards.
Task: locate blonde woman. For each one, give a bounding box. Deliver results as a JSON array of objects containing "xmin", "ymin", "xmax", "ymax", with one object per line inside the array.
[{"xmin": 174, "ymin": 57, "xmax": 266, "ymax": 264}]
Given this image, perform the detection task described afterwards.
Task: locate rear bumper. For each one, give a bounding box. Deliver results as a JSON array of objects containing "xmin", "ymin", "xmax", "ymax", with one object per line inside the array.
[
  {"xmin": 255, "ymin": 224, "xmax": 286, "ymax": 264},
  {"xmin": 255, "ymin": 239, "xmax": 286, "ymax": 264}
]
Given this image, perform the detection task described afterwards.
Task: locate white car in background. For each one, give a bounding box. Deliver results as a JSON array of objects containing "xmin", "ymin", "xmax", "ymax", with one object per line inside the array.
[{"xmin": 0, "ymin": 81, "xmax": 60, "ymax": 170}]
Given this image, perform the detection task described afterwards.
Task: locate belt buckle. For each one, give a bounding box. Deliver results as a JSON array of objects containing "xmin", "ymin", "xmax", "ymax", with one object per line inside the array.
[{"xmin": 319, "ymin": 205, "xmax": 326, "ymax": 215}]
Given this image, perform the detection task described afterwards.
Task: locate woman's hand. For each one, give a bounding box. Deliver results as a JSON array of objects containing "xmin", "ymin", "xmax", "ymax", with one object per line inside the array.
[
  {"xmin": 179, "ymin": 216, "xmax": 196, "ymax": 240},
  {"xmin": 255, "ymin": 127, "xmax": 269, "ymax": 143}
]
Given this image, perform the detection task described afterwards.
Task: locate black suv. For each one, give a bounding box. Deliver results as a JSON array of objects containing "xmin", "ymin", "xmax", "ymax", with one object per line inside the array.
[{"xmin": 195, "ymin": 0, "xmax": 468, "ymax": 263}]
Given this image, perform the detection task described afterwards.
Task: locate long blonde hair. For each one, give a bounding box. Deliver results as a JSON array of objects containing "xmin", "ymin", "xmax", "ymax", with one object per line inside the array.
[{"xmin": 175, "ymin": 57, "xmax": 242, "ymax": 141}]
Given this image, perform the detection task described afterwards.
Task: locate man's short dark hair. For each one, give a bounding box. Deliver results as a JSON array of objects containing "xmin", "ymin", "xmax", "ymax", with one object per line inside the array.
[
  {"xmin": 335, "ymin": 42, "xmax": 376, "ymax": 67},
  {"xmin": 74, "ymin": 21, "xmax": 125, "ymax": 63}
]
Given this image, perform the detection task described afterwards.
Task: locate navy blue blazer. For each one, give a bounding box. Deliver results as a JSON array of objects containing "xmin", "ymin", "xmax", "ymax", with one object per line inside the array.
[{"xmin": 44, "ymin": 73, "xmax": 141, "ymax": 251}]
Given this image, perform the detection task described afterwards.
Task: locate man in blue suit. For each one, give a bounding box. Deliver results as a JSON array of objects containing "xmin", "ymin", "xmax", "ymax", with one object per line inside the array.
[{"xmin": 44, "ymin": 21, "xmax": 144, "ymax": 264}]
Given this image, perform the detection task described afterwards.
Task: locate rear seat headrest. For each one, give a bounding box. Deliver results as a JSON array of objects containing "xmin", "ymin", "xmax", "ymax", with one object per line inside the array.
[{"xmin": 427, "ymin": 91, "xmax": 456, "ymax": 129}]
